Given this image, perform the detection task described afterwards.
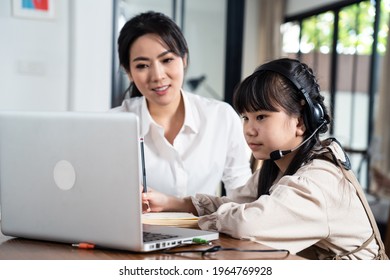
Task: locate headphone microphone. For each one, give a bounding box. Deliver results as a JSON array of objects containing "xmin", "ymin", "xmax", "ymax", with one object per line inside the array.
[{"xmin": 269, "ymin": 122, "xmax": 325, "ymax": 161}]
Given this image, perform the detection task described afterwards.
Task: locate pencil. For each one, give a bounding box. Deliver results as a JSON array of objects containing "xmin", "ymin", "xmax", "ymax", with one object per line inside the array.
[
  {"xmin": 140, "ymin": 137, "xmax": 147, "ymax": 193},
  {"xmin": 140, "ymin": 138, "xmax": 151, "ymax": 212}
]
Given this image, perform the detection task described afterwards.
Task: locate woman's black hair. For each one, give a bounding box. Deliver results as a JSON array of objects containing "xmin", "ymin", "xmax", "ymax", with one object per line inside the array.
[
  {"xmin": 233, "ymin": 58, "xmax": 331, "ymax": 198},
  {"xmin": 117, "ymin": 11, "xmax": 189, "ymax": 98}
]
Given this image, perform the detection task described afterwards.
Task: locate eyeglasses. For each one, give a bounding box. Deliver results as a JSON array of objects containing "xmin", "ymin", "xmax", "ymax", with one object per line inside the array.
[{"xmin": 163, "ymin": 245, "xmax": 290, "ymax": 258}]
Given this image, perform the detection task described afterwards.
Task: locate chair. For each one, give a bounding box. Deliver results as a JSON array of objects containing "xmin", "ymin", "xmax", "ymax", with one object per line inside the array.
[{"xmin": 385, "ymin": 207, "xmax": 390, "ymax": 255}]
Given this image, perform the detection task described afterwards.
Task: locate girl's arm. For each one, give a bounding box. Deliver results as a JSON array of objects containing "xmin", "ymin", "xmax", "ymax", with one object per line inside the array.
[{"xmin": 142, "ymin": 170, "xmax": 260, "ymax": 216}]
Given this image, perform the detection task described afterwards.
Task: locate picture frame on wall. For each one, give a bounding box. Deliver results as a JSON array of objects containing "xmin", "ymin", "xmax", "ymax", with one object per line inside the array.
[{"xmin": 12, "ymin": 0, "xmax": 55, "ymax": 20}]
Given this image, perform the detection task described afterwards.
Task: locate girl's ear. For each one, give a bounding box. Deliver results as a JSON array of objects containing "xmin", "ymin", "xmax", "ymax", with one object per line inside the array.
[{"xmin": 296, "ymin": 116, "xmax": 306, "ymax": 136}]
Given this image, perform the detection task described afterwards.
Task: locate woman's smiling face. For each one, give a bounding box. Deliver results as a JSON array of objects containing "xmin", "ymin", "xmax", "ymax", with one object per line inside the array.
[{"xmin": 128, "ymin": 33, "xmax": 186, "ymax": 109}]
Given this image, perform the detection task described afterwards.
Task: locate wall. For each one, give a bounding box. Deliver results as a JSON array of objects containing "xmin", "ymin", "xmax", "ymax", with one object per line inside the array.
[
  {"xmin": 0, "ymin": 0, "xmax": 70, "ymax": 111},
  {"xmin": 0, "ymin": 0, "xmax": 343, "ymax": 113},
  {"xmin": 183, "ymin": 0, "xmax": 227, "ymax": 100},
  {"xmin": 0, "ymin": 0, "xmax": 112, "ymax": 112},
  {"xmin": 68, "ymin": 0, "xmax": 112, "ymax": 111}
]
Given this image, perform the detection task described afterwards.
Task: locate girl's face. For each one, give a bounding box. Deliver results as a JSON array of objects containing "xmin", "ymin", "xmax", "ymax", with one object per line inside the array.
[
  {"xmin": 242, "ymin": 107, "xmax": 305, "ymax": 170},
  {"xmin": 128, "ymin": 33, "xmax": 187, "ymax": 110}
]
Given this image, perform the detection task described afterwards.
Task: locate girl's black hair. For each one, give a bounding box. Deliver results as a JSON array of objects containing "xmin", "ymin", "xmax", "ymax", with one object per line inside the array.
[
  {"xmin": 117, "ymin": 11, "xmax": 189, "ymax": 98},
  {"xmin": 233, "ymin": 58, "xmax": 331, "ymax": 197}
]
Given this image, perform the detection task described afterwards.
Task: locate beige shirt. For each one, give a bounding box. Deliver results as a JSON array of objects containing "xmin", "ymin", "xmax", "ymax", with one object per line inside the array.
[{"xmin": 192, "ymin": 141, "xmax": 380, "ymax": 259}]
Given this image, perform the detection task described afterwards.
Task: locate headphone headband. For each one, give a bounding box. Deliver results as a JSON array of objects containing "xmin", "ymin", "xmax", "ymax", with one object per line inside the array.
[{"xmin": 256, "ymin": 62, "xmax": 326, "ymax": 133}]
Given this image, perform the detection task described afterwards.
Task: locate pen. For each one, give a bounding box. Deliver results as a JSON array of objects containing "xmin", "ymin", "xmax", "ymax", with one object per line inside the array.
[
  {"xmin": 140, "ymin": 138, "xmax": 151, "ymax": 212},
  {"xmin": 72, "ymin": 243, "xmax": 103, "ymax": 250}
]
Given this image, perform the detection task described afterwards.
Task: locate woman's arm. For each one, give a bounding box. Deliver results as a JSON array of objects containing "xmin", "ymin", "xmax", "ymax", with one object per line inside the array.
[{"xmin": 142, "ymin": 188, "xmax": 198, "ymax": 215}]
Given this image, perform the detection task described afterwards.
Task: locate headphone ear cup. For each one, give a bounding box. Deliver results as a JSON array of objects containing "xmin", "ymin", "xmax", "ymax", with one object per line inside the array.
[
  {"xmin": 304, "ymin": 103, "xmax": 325, "ymax": 133},
  {"xmin": 302, "ymin": 108, "xmax": 312, "ymax": 133},
  {"xmin": 312, "ymin": 103, "xmax": 326, "ymax": 132}
]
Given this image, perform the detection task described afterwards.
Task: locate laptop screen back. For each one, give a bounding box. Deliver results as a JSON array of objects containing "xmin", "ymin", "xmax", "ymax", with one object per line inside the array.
[{"xmin": 0, "ymin": 111, "xmax": 145, "ymax": 250}]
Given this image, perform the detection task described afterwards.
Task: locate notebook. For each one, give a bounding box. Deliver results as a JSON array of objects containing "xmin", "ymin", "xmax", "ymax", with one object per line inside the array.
[
  {"xmin": 0, "ymin": 111, "xmax": 218, "ymax": 252},
  {"xmin": 142, "ymin": 212, "xmax": 199, "ymax": 228}
]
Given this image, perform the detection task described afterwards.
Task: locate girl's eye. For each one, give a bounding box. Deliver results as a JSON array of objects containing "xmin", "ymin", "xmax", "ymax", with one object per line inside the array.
[
  {"xmin": 240, "ymin": 115, "xmax": 248, "ymax": 121},
  {"xmin": 256, "ymin": 115, "xmax": 265, "ymax": 121}
]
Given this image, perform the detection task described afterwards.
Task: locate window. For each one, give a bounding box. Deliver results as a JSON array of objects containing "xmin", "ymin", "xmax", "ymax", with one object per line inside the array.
[{"xmin": 282, "ymin": 0, "xmax": 390, "ymax": 189}]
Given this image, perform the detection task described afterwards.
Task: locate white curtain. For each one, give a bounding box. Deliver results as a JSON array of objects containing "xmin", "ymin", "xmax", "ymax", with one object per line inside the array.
[
  {"xmin": 257, "ymin": 0, "xmax": 286, "ymax": 64},
  {"xmin": 250, "ymin": 0, "xmax": 285, "ymax": 172}
]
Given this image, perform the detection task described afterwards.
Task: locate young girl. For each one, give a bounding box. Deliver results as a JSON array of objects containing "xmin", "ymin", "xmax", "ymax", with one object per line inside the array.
[
  {"xmin": 111, "ymin": 11, "xmax": 251, "ymax": 197},
  {"xmin": 143, "ymin": 58, "xmax": 388, "ymax": 259}
]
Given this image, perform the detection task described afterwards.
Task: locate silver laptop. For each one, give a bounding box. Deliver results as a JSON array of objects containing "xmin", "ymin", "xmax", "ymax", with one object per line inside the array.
[{"xmin": 0, "ymin": 111, "xmax": 218, "ymax": 252}]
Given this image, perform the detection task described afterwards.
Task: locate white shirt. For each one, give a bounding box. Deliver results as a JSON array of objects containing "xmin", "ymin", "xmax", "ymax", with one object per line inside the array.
[{"xmin": 111, "ymin": 91, "xmax": 251, "ymax": 197}]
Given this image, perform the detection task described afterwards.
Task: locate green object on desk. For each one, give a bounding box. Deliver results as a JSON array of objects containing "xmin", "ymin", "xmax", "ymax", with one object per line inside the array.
[{"xmin": 192, "ymin": 238, "xmax": 212, "ymax": 245}]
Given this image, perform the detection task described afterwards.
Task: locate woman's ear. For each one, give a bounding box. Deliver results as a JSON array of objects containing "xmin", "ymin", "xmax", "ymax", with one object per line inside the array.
[
  {"xmin": 127, "ymin": 71, "xmax": 133, "ymax": 82},
  {"xmin": 120, "ymin": 64, "xmax": 133, "ymax": 81},
  {"xmin": 182, "ymin": 54, "xmax": 188, "ymax": 69}
]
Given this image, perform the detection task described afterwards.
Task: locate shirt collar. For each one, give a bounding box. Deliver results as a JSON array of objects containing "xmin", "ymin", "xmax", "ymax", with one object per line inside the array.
[
  {"xmin": 181, "ymin": 90, "xmax": 199, "ymax": 134},
  {"xmin": 140, "ymin": 98, "xmax": 152, "ymax": 137},
  {"xmin": 140, "ymin": 90, "xmax": 200, "ymax": 137}
]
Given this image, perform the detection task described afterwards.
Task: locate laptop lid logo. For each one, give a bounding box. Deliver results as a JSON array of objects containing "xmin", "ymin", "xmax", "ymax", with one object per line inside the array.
[{"xmin": 53, "ymin": 160, "xmax": 76, "ymax": 191}]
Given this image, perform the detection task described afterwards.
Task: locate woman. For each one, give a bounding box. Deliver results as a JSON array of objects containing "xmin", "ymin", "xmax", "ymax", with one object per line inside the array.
[
  {"xmin": 142, "ymin": 58, "xmax": 388, "ymax": 259},
  {"xmin": 112, "ymin": 11, "xmax": 251, "ymax": 197}
]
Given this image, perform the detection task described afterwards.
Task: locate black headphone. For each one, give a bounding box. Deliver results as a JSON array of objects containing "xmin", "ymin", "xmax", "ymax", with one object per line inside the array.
[{"xmin": 256, "ymin": 62, "xmax": 328, "ymax": 134}]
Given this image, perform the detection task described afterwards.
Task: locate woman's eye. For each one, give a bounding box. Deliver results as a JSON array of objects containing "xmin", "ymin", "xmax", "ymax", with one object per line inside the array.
[
  {"xmin": 162, "ymin": 57, "xmax": 174, "ymax": 64},
  {"xmin": 241, "ymin": 115, "xmax": 248, "ymax": 121},
  {"xmin": 135, "ymin": 64, "xmax": 148, "ymax": 69}
]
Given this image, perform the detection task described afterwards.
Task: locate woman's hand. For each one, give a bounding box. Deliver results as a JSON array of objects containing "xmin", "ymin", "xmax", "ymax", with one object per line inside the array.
[
  {"xmin": 142, "ymin": 187, "xmax": 171, "ymax": 213},
  {"xmin": 141, "ymin": 187, "xmax": 198, "ymax": 215}
]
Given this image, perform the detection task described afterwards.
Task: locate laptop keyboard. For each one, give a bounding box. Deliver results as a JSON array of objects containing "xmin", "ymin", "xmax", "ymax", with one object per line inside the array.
[{"xmin": 143, "ymin": 231, "xmax": 178, "ymax": 242}]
